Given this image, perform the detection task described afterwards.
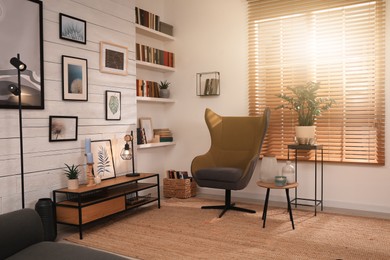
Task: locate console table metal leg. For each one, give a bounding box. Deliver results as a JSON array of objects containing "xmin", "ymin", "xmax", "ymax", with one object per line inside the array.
[
  {"xmin": 314, "ymin": 149, "xmax": 317, "ymax": 216},
  {"xmin": 321, "ymin": 148, "xmax": 324, "ymax": 211}
]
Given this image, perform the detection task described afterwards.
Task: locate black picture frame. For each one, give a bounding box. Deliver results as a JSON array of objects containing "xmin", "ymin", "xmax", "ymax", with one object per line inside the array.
[
  {"xmin": 105, "ymin": 90, "xmax": 121, "ymax": 120},
  {"xmin": 49, "ymin": 116, "xmax": 78, "ymax": 142},
  {"xmin": 0, "ymin": 0, "xmax": 44, "ymax": 109},
  {"xmin": 62, "ymin": 55, "xmax": 88, "ymax": 101},
  {"xmin": 59, "ymin": 13, "xmax": 87, "ymax": 44}
]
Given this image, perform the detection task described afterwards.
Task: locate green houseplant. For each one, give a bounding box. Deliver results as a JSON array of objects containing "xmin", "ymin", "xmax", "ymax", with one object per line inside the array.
[
  {"xmin": 64, "ymin": 163, "xmax": 80, "ymax": 189},
  {"xmin": 276, "ymin": 81, "xmax": 335, "ymax": 144},
  {"xmin": 159, "ymin": 80, "xmax": 171, "ymax": 98}
]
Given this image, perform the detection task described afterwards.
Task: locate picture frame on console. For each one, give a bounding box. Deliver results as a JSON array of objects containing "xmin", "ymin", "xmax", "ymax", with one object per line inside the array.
[
  {"xmin": 91, "ymin": 140, "xmax": 116, "ymax": 180},
  {"xmin": 0, "ymin": 0, "xmax": 44, "ymax": 109},
  {"xmin": 62, "ymin": 55, "xmax": 88, "ymax": 101}
]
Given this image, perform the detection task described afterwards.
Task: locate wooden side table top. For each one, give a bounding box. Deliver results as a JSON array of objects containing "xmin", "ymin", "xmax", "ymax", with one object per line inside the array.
[{"xmin": 257, "ymin": 181, "xmax": 298, "ymax": 189}]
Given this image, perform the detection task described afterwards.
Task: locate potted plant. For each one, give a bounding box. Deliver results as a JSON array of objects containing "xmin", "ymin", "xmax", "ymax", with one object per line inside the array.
[
  {"xmin": 159, "ymin": 80, "xmax": 171, "ymax": 98},
  {"xmin": 64, "ymin": 163, "xmax": 80, "ymax": 189},
  {"xmin": 276, "ymin": 81, "xmax": 335, "ymax": 144}
]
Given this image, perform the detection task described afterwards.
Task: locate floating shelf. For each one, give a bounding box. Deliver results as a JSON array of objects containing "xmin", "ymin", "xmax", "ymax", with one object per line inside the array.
[
  {"xmin": 136, "ymin": 97, "xmax": 175, "ymax": 103},
  {"xmin": 138, "ymin": 142, "xmax": 176, "ymax": 149},
  {"xmin": 136, "ymin": 61, "xmax": 175, "ymax": 73},
  {"xmin": 135, "ymin": 24, "xmax": 174, "ymax": 41}
]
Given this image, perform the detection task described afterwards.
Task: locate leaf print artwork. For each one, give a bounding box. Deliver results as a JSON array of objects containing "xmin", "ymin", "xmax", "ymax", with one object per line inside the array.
[
  {"xmin": 109, "ymin": 95, "xmax": 119, "ymax": 114},
  {"xmin": 97, "ymin": 145, "xmax": 111, "ymax": 176}
]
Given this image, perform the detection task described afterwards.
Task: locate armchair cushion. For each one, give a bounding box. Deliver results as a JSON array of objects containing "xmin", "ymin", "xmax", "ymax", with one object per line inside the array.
[{"xmin": 195, "ymin": 167, "xmax": 242, "ymax": 183}]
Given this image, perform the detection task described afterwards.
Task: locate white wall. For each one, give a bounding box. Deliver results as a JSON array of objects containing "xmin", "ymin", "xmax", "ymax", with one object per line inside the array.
[
  {"xmin": 162, "ymin": 0, "xmax": 390, "ymax": 214},
  {"xmin": 0, "ymin": 0, "xmax": 136, "ymax": 213}
]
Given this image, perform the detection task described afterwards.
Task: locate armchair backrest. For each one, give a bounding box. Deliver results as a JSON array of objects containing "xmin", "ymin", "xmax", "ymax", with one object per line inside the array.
[{"xmin": 204, "ymin": 107, "xmax": 270, "ymax": 171}]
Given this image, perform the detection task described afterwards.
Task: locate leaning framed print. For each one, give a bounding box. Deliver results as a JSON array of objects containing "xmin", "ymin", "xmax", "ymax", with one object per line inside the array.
[
  {"xmin": 91, "ymin": 139, "xmax": 116, "ymax": 180},
  {"xmin": 0, "ymin": 0, "xmax": 44, "ymax": 109},
  {"xmin": 59, "ymin": 13, "xmax": 86, "ymax": 44},
  {"xmin": 100, "ymin": 41, "xmax": 128, "ymax": 75},
  {"xmin": 105, "ymin": 90, "xmax": 121, "ymax": 120},
  {"xmin": 139, "ymin": 117, "xmax": 153, "ymax": 143},
  {"xmin": 62, "ymin": 55, "xmax": 88, "ymax": 101},
  {"xmin": 49, "ymin": 116, "xmax": 78, "ymax": 142}
]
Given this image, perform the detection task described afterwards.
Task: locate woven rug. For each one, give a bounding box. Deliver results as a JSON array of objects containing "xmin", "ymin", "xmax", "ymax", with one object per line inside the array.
[{"xmin": 65, "ymin": 198, "xmax": 390, "ymax": 260}]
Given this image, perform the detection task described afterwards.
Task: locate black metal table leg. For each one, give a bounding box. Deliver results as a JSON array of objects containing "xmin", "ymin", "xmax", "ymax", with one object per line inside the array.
[
  {"xmin": 262, "ymin": 188, "xmax": 270, "ymax": 228},
  {"xmin": 285, "ymin": 188, "xmax": 295, "ymax": 230}
]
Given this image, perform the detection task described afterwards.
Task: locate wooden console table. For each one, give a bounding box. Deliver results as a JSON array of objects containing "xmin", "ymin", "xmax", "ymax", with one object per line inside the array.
[{"xmin": 53, "ymin": 173, "xmax": 160, "ymax": 239}]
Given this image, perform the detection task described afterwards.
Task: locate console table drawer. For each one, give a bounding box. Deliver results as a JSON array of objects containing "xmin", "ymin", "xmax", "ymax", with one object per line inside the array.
[{"xmin": 56, "ymin": 196, "xmax": 125, "ymax": 224}]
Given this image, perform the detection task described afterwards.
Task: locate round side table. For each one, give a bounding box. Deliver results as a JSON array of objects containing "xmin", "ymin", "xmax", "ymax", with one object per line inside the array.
[{"xmin": 257, "ymin": 181, "xmax": 299, "ymax": 230}]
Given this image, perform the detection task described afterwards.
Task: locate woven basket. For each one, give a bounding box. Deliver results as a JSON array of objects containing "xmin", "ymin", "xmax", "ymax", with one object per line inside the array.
[{"xmin": 163, "ymin": 178, "xmax": 197, "ymax": 199}]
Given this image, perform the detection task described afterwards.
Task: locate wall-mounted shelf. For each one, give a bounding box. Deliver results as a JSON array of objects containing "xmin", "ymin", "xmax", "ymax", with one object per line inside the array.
[
  {"xmin": 136, "ymin": 24, "xmax": 174, "ymax": 41},
  {"xmin": 138, "ymin": 142, "xmax": 176, "ymax": 149},
  {"xmin": 196, "ymin": 71, "xmax": 220, "ymax": 96},
  {"xmin": 137, "ymin": 97, "xmax": 175, "ymax": 103},
  {"xmin": 136, "ymin": 61, "xmax": 176, "ymax": 73}
]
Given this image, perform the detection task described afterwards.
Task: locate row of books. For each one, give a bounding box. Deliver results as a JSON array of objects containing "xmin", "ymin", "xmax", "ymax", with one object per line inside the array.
[
  {"xmin": 135, "ymin": 7, "xmax": 160, "ymax": 31},
  {"xmin": 136, "ymin": 79, "xmax": 160, "ymax": 98},
  {"xmin": 203, "ymin": 78, "xmax": 220, "ymax": 95},
  {"xmin": 136, "ymin": 128, "xmax": 147, "ymax": 145},
  {"xmin": 166, "ymin": 170, "xmax": 190, "ymax": 179},
  {"xmin": 154, "ymin": 128, "xmax": 173, "ymax": 142},
  {"xmin": 136, "ymin": 43, "xmax": 174, "ymax": 68}
]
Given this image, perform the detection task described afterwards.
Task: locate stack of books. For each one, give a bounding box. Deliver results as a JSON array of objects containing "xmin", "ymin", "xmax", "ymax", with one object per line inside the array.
[
  {"xmin": 154, "ymin": 128, "xmax": 173, "ymax": 142},
  {"xmin": 136, "ymin": 79, "xmax": 160, "ymax": 98}
]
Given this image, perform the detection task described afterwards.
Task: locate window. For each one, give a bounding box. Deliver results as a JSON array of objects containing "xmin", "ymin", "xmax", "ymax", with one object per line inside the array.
[{"xmin": 248, "ymin": 0, "xmax": 385, "ymax": 164}]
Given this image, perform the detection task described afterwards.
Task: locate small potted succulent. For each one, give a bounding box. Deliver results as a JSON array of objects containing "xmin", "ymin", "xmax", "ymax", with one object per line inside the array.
[
  {"xmin": 64, "ymin": 163, "xmax": 80, "ymax": 189},
  {"xmin": 276, "ymin": 81, "xmax": 335, "ymax": 144},
  {"xmin": 159, "ymin": 80, "xmax": 171, "ymax": 98}
]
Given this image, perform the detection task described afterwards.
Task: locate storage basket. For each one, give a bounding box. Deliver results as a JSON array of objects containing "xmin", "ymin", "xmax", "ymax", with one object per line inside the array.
[{"xmin": 163, "ymin": 178, "xmax": 197, "ymax": 199}]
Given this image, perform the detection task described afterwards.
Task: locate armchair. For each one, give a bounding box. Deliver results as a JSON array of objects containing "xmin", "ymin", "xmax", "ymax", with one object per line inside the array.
[{"xmin": 191, "ymin": 108, "xmax": 270, "ymax": 218}]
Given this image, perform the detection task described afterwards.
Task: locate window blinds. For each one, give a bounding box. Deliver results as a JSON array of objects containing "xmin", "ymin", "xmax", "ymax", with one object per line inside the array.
[{"xmin": 248, "ymin": 0, "xmax": 385, "ymax": 164}]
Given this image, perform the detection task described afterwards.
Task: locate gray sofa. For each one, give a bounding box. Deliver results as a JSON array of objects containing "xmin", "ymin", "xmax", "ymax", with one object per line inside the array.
[{"xmin": 0, "ymin": 208, "xmax": 128, "ymax": 260}]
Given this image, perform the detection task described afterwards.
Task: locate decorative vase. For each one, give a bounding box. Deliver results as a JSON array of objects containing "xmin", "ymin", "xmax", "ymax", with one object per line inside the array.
[
  {"xmin": 159, "ymin": 89, "xmax": 170, "ymax": 98},
  {"xmin": 259, "ymin": 155, "xmax": 279, "ymax": 182},
  {"xmin": 94, "ymin": 175, "xmax": 101, "ymax": 184},
  {"xmin": 295, "ymin": 126, "xmax": 316, "ymax": 145},
  {"xmin": 282, "ymin": 161, "xmax": 295, "ymax": 184},
  {"xmin": 67, "ymin": 179, "xmax": 79, "ymax": 190}
]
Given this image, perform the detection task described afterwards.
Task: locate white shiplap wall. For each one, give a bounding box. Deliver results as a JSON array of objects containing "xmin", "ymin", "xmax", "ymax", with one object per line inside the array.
[{"xmin": 0, "ymin": 0, "xmax": 136, "ymax": 213}]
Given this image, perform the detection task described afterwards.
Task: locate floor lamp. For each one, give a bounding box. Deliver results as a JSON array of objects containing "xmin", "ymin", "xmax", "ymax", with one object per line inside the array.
[
  {"xmin": 9, "ymin": 53, "xmax": 27, "ymax": 209},
  {"xmin": 120, "ymin": 131, "xmax": 140, "ymax": 177}
]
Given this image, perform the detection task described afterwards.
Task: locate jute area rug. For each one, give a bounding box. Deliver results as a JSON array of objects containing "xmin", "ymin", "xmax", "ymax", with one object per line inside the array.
[{"xmin": 65, "ymin": 198, "xmax": 390, "ymax": 260}]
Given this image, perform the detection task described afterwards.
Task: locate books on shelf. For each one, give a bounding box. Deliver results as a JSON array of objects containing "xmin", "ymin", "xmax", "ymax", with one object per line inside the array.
[
  {"xmin": 154, "ymin": 128, "xmax": 173, "ymax": 142},
  {"xmin": 135, "ymin": 7, "xmax": 173, "ymax": 36},
  {"xmin": 136, "ymin": 79, "xmax": 160, "ymax": 98},
  {"xmin": 166, "ymin": 170, "xmax": 190, "ymax": 179},
  {"xmin": 136, "ymin": 43, "xmax": 174, "ymax": 68}
]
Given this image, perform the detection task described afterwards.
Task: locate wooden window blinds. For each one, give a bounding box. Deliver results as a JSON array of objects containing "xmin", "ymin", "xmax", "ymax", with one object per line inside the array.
[{"xmin": 248, "ymin": 0, "xmax": 385, "ymax": 164}]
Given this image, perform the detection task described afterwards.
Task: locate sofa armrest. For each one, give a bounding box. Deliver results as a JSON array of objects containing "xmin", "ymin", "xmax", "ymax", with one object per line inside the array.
[{"xmin": 0, "ymin": 208, "xmax": 44, "ymax": 259}]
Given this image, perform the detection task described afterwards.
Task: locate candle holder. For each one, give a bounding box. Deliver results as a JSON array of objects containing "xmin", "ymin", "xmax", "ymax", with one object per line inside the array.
[{"xmin": 86, "ymin": 163, "xmax": 95, "ymax": 187}]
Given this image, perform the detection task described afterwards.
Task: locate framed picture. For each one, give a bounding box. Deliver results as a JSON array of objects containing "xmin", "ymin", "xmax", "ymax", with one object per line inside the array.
[
  {"xmin": 49, "ymin": 116, "xmax": 78, "ymax": 142},
  {"xmin": 59, "ymin": 13, "xmax": 86, "ymax": 44},
  {"xmin": 100, "ymin": 41, "xmax": 128, "ymax": 75},
  {"xmin": 0, "ymin": 0, "xmax": 44, "ymax": 109},
  {"xmin": 139, "ymin": 117, "xmax": 153, "ymax": 143},
  {"xmin": 106, "ymin": 91, "xmax": 121, "ymax": 120},
  {"xmin": 62, "ymin": 55, "xmax": 88, "ymax": 101},
  {"xmin": 91, "ymin": 140, "xmax": 116, "ymax": 180}
]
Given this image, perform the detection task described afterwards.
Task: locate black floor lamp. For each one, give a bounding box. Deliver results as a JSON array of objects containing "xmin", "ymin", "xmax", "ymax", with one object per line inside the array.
[{"xmin": 9, "ymin": 53, "xmax": 27, "ymax": 209}]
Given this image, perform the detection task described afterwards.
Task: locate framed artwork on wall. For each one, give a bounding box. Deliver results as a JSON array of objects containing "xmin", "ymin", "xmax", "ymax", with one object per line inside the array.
[
  {"xmin": 62, "ymin": 55, "xmax": 88, "ymax": 101},
  {"xmin": 49, "ymin": 116, "xmax": 78, "ymax": 142},
  {"xmin": 59, "ymin": 13, "xmax": 86, "ymax": 44},
  {"xmin": 0, "ymin": 0, "xmax": 44, "ymax": 109},
  {"xmin": 139, "ymin": 117, "xmax": 153, "ymax": 143},
  {"xmin": 100, "ymin": 41, "xmax": 128, "ymax": 75},
  {"xmin": 105, "ymin": 90, "xmax": 121, "ymax": 120},
  {"xmin": 91, "ymin": 140, "xmax": 116, "ymax": 180}
]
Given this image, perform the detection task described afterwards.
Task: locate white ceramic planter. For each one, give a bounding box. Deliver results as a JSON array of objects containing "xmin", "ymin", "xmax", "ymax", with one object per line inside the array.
[
  {"xmin": 67, "ymin": 179, "xmax": 79, "ymax": 190},
  {"xmin": 295, "ymin": 126, "xmax": 316, "ymax": 145}
]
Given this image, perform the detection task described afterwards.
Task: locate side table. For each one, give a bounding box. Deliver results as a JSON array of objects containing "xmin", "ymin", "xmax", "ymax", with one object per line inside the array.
[
  {"xmin": 257, "ymin": 181, "xmax": 298, "ymax": 230},
  {"xmin": 288, "ymin": 144, "xmax": 324, "ymax": 216}
]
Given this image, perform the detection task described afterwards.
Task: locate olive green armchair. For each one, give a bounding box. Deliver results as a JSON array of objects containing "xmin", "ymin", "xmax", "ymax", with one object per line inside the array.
[{"xmin": 191, "ymin": 108, "xmax": 270, "ymax": 218}]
